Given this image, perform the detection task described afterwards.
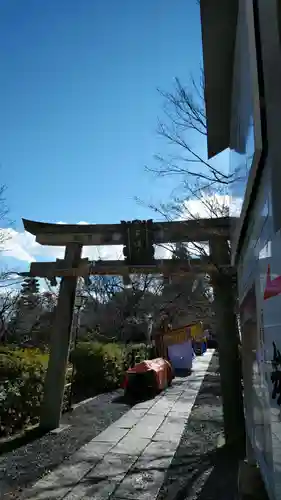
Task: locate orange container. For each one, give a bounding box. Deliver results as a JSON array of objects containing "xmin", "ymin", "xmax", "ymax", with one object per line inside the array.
[{"xmin": 122, "ymin": 358, "xmax": 173, "ymax": 394}]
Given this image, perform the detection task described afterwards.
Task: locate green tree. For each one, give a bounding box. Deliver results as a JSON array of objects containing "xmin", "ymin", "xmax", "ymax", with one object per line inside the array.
[{"xmin": 8, "ymin": 278, "xmax": 42, "ymax": 344}]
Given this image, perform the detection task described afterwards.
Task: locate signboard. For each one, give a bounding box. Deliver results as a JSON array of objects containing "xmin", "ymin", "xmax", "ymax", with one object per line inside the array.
[
  {"xmin": 163, "ymin": 322, "xmax": 204, "ymax": 347},
  {"xmin": 190, "ymin": 322, "xmax": 204, "ymax": 341},
  {"xmin": 264, "ymin": 264, "xmax": 281, "ymax": 300},
  {"xmin": 163, "ymin": 327, "xmax": 189, "ymax": 347}
]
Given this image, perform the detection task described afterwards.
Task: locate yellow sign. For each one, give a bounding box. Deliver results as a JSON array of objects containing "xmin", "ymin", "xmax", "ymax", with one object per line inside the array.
[
  {"xmin": 163, "ymin": 327, "xmax": 189, "ymax": 346},
  {"xmin": 161, "ymin": 322, "xmax": 204, "ymax": 346},
  {"xmin": 190, "ymin": 323, "xmax": 204, "ymax": 341}
]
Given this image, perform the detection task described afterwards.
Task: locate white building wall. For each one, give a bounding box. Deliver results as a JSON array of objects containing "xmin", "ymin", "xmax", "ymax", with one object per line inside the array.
[
  {"xmin": 238, "ymin": 163, "xmax": 276, "ymax": 499},
  {"xmin": 231, "ymin": 0, "xmax": 281, "ymax": 498},
  {"xmin": 238, "ymin": 155, "xmax": 281, "ymax": 500}
]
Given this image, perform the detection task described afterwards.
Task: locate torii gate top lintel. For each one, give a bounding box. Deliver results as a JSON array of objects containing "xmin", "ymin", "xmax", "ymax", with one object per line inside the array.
[{"xmin": 22, "ymin": 216, "xmax": 235, "ymax": 247}]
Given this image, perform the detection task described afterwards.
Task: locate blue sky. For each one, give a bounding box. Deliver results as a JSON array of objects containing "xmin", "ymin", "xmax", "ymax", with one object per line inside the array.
[{"xmin": 0, "ymin": 0, "xmax": 228, "ymax": 273}]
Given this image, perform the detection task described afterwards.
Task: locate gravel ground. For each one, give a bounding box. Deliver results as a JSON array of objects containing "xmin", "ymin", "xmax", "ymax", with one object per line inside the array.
[
  {"xmin": 0, "ymin": 389, "xmax": 131, "ymax": 499},
  {"xmin": 157, "ymin": 352, "xmax": 240, "ymax": 500}
]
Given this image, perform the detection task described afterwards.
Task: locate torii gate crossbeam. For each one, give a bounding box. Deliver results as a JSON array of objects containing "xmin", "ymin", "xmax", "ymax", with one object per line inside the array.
[{"xmin": 22, "ymin": 217, "xmax": 233, "ymax": 246}]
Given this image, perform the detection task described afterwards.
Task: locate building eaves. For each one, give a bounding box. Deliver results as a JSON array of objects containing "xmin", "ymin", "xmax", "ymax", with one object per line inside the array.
[{"xmin": 200, "ymin": 0, "xmax": 239, "ymax": 158}]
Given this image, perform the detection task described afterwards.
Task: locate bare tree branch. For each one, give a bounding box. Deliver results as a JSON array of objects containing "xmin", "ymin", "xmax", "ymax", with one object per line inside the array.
[{"xmin": 146, "ymin": 76, "xmax": 239, "ymax": 193}]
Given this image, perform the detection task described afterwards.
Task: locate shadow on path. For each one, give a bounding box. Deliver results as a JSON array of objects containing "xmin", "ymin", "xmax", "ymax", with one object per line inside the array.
[{"xmin": 157, "ymin": 352, "xmax": 241, "ymax": 500}]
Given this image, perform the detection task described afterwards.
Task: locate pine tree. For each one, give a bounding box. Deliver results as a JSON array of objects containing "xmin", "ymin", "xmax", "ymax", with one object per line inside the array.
[
  {"xmin": 8, "ymin": 278, "xmax": 41, "ymax": 343},
  {"xmin": 21, "ymin": 278, "xmax": 40, "ymax": 306}
]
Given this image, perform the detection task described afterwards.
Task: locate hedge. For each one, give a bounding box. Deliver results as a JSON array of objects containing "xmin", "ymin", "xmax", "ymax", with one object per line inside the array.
[
  {"xmin": 70, "ymin": 341, "xmax": 155, "ymax": 394},
  {"xmin": 0, "ymin": 349, "xmax": 45, "ymax": 437},
  {"xmin": 0, "ymin": 347, "xmax": 71, "ymax": 438},
  {"xmin": 0, "ymin": 342, "xmax": 154, "ymax": 437},
  {"xmin": 0, "ymin": 346, "xmax": 49, "ymax": 367},
  {"xmin": 123, "ymin": 343, "xmax": 155, "ymax": 370},
  {"xmin": 70, "ymin": 341, "xmax": 124, "ymax": 393}
]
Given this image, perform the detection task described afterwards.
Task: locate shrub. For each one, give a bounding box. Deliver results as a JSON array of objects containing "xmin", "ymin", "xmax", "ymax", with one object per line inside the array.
[
  {"xmin": 71, "ymin": 341, "xmax": 156, "ymax": 395},
  {"xmin": 71, "ymin": 341, "xmax": 124, "ymax": 393},
  {"xmin": 0, "ymin": 350, "xmax": 45, "ymax": 437},
  {"xmin": 123, "ymin": 343, "xmax": 154, "ymax": 370},
  {"xmin": 0, "ymin": 346, "xmax": 49, "ymax": 368},
  {"xmin": 15, "ymin": 348, "xmax": 49, "ymax": 367}
]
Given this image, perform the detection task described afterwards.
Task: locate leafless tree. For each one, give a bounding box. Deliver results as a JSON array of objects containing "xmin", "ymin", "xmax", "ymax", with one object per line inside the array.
[
  {"xmin": 0, "ymin": 289, "xmax": 21, "ymax": 341},
  {"xmin": 148, "ymin": 76, "xmax": 234, "ymax": 187},
  {"xmin": 77, "ymin": 273, "xmax": 164, "ymax": 342},
  {"xmin": 0, "ymin": 185, "xmax": 10, "ymax": 245},
  {"xmin": 0, "ymin": 184, "xmax": 13, "ymax": 257},
  {"xmin": 138, "ymin": 74, "xmax": 242, "ymax": 271},
  {"xmin": 0, "ymin": 184, "xmax": 21, "ymax": 291}
]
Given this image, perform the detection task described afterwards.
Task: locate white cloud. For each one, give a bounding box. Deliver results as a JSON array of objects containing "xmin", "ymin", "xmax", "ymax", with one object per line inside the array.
[
  {"xmin": 230, "ymin": 196, "xmax": 243, "ymax": 217},
  {"xmin": 174, "ymin": 193, "xmax": 243, "ymax": 257},
  {"xmin": 1, "ymin": 228, "xmax": 124, "ymax": 264},
  {"xmin": 180, "ymin": 194, "xmax": 243, "ymax": 219},
  {"xmin": 154, "ymin": 243, "xmax": 173, "ymax": 260},
  {"xmin": 2, "ymin": 228, "xmax": 38, "ymax": 262}
]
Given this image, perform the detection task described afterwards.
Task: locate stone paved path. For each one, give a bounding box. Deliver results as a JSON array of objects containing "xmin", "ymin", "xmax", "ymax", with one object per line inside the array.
[{"xmin": 21, "ymin": 350, "xmax": 214, "ymax": 500}]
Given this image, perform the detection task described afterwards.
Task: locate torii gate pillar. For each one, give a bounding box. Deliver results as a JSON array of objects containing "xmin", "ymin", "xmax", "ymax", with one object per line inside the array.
[
  {"xmin": 210, "ymin": 237, "xmax": 245, "ymax": 449},
  {"xmin": 40, "ymin": 243, "xmax": 82, "ymax": 431}
]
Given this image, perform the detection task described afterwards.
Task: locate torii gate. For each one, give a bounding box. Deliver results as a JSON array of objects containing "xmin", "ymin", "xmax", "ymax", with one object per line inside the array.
[{"xmin": 22, "ymin": 216, "xmax": 244, "ymax": 446}]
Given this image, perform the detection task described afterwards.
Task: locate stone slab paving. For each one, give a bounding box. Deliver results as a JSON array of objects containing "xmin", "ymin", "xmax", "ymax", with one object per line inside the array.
[{"xmin": 22, "ymin": 350, "xmax": 214, "ymax": 500}]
